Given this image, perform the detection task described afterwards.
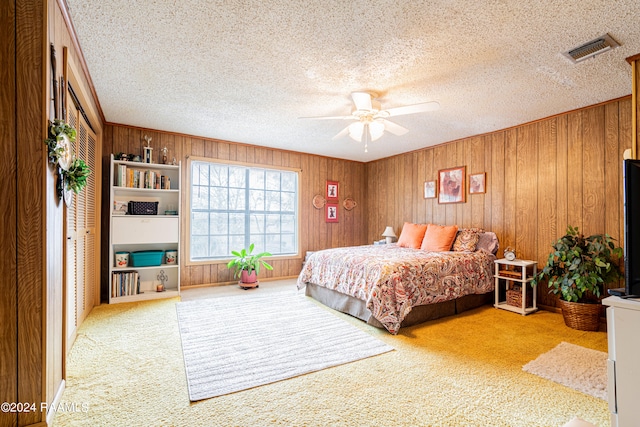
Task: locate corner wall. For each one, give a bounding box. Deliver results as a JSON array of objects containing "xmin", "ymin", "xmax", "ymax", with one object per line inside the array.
[{"xmin": 365, "ymin": 97, "xmax": 631, "ymax": 308}]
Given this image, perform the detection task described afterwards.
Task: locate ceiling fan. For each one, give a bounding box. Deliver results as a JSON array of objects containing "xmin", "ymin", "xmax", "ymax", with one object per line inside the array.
[{"xmin": 301, "ymin": 91, "xmax": 440, "ymax": 152}]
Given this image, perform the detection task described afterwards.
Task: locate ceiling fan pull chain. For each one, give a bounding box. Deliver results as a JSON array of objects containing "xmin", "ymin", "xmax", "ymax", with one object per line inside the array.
[{"xmin": 364, "ymin": 123, "xmax": 370, "ymax": 152}]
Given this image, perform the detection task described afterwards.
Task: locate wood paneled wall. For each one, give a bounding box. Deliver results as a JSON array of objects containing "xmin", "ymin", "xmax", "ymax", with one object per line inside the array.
[
  {"xmin": 15, "ymin": 0, "xmax": 46, "ymax": 425},
  {"xmin": 101, "ymin": 126, "xmax": 367, "ymax": 293},
  {"xmin": 0, "ymin": 1, "xmax": 18, "ymax": 425},
  {"xmin": 103, "ymin": 97, "xmax": 630, "ymax": 304},
  {"xmin": 366, "ymin": 97, "xmax": 631, "ymax": 308}
]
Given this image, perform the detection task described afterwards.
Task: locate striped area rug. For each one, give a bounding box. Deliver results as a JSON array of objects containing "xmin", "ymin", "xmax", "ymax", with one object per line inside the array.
[{"xmin": 176, "ymin": 291, "xmax": 394, "ymax": 401}]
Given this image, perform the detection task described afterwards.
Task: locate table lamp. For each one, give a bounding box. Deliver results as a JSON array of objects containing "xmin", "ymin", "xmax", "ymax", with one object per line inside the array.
[{"xmin": 382, "ymin": 226, "xmax": 396, "ymax": 244}]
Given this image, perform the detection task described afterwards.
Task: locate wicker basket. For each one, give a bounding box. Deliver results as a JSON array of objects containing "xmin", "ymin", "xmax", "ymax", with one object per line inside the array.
[
  {"xmin": 558, "ymin": 299, "xmax": 603, "ymax": 331},
  {"xmin": 506, "ymin": 287, "xmax": 533, "ymax": 308}
]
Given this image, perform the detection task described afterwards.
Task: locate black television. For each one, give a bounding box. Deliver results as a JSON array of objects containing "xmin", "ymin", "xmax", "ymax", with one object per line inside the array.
[{"xmin": 623, "ymin": 159, "xmax": 640, "ymax": 297}]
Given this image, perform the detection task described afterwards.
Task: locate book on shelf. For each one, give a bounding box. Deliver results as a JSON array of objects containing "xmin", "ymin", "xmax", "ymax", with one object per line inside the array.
[
  {"xmin": 116, "ymin": 164, "xmax": 127, "ymax": 187},
  {"xmin": 111, "ymin": 270, "xmax": 141, "ymax": 298},
  {"xmin": 116, "ymin": 166, "xmax": 170, "ymax": 190}
]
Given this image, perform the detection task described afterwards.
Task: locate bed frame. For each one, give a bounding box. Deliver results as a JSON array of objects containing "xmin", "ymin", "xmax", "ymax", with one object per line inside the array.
[{"xmin": 305, "ymin": 282, "xmax": 493, "ymax": 329}]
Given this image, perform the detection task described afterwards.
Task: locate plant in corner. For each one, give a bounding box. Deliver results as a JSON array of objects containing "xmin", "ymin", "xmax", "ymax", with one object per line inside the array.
[
  {"xmin": 227, "ymin": 243, "xmax": 273, "ymax": 289},
  {"xmin": 532, "ymin": 225, "xmax": 623, "ymax": 331}
]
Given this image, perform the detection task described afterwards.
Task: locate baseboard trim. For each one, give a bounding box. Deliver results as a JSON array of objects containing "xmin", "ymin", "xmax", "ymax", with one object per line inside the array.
[
  {"xmin": 182, "ymin": 276, "xmax": 299, "ymax": 289},
  {"xmin": 538, "ymin": 304, "xmax": 561, "ymax": 313},
  {"xmin": 46, "ymin": 379, "xmax": 66, "ymax": 425}
]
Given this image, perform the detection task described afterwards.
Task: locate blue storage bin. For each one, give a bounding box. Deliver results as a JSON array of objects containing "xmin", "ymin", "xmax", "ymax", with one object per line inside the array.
[{"xmin": 130, "ymin": 250, "xmax": 164, "ymax": 267}]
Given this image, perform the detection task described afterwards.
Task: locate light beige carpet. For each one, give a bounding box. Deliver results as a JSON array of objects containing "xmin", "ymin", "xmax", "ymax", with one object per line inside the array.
[
  {"xmin": 523, "ymin": 342, "xmax": 607, "ymax": 400},
  {"xmin": 53, "ymin": 284, "xmax": 610, "ymax": 427},
  {"xmin": 176, "ymin": 292, "xmax": 394, "ymax": 400}
]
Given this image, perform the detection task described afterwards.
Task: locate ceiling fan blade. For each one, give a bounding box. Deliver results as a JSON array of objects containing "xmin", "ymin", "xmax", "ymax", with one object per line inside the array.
[
  {"xmin": 351, "ymin": 91, "xmax": 373, "ymax": 111},
  {"xmin": 380, "ymin": 119, "xmax": 408, "ymax": 136},
  {"xmin": 384, "ymin": 101, "xmax": 440, "ymax": 117},
  {"xmin": 298, "ymin": 115, "xmax": 355, "ymax": 120},
  {"xmin": 331, "ymin": 125, "xmax": 352, "ymax": 140}
]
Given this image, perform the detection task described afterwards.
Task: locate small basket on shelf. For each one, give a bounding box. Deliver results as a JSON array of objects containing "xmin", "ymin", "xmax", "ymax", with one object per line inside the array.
[
  {"xmin": 498, "ymin": 269, "xmax": 523, "ymax": 279},
  {"xmin": 506, "ymin": 283, "xmax": 533, "ymax": 308}
]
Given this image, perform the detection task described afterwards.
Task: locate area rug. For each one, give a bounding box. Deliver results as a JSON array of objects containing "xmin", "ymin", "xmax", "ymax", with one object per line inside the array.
[
  {"xmin": 522, "ymin": 341, "xmax": 607, "ymax": 400},
  {"xmin": 175, "ymin": 291, "xmax": 394, "ymax": 401}
]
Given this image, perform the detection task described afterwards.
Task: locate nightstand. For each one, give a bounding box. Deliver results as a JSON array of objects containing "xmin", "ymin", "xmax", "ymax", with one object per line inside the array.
[{"xmin": 494, "ymin": 259, "xmax": 538, "ymax": 315}]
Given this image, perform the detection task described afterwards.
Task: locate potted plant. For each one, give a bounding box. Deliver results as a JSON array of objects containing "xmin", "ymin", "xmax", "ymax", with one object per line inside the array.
[
  {"xmin": 532, "ymin": 225, "xmax": 623, "ymax": 331},
  {"xmin": 227, "ymin": 243, "xmax": 273, "ymax": 289}
]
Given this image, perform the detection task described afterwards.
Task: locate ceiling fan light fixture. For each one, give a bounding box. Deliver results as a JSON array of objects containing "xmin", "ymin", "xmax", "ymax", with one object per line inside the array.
[
  {"xmin": 347, "ymin": 120, "xmax": 385, "ymax": 142},
  {"xmin": 348, "ymin": 122, "xmax": 364, "ymax": 142},
  {"xmin": 301, "ymin": 90, "xmax": 439, "ymax": 151},
  {"xmin": 369, "ymin": 121, "xmax": 385, "ymax": 141}
]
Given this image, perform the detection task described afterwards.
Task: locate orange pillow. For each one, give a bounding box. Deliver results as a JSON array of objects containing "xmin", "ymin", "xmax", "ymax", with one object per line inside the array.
[
  {"xmin": 396, "ymin": 222, "xmax": 428, "ymax": 249},
  {"xmin": 421, "ymin": 224, "xmax": 459, "ymax": 251}
]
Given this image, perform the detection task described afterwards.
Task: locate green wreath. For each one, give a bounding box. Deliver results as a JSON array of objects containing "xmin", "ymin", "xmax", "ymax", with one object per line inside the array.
[
  {"xmin": 65, "ymin": 158, "xmax": 91, "ymax": 194},
  {"xmin": 45, "ymin": 119, "xmax": 76, "ymax": 166},
  {"xmin": 44, "ymin": 119, "xmax": 91, "ymax": 194}
]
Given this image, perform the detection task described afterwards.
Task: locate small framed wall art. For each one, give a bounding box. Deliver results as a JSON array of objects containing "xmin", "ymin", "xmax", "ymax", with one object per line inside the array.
[
  {"xmin": 326, "ymin": 180, "xmax": 339, "ymax": 201},
  {"xmin": 325, "ymin": 203, "xmax": 338, "ymax": 223},
  {"xmin": 469, "ymin": 172, "xmax": 486, "ymax": 194},
  {"xmin": 438, "ymin": 166, "xmax": 466, "ymax": 204},
  {"xmin": 424, "ymin": 180, "xmax": 437, "ymax": 199}
]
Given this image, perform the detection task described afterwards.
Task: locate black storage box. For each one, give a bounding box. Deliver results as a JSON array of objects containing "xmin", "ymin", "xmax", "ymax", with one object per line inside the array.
[{"xmin": 128, "ymin": 201, "xmax": 159, "ymax": 215}]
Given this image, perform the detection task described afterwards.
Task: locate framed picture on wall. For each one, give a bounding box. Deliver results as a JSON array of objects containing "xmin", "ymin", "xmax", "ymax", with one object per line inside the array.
[
  {"xmin": 424, "ymin": 180, "xmax": 437, "ymax": 199},
  {"xmin": 326, "ymin": 180, "xmax": 339, "ymax": 201},
  {"xmin": 438, "ymin": 166, "xmax": 466, "ymax": 204},
  {"xmin": 469, "ymin": 172, "xmax": 486, "ymax": 194},
  {"xmin": 325, "ymin": 203, "xmax": 338, "ymax": 223}
]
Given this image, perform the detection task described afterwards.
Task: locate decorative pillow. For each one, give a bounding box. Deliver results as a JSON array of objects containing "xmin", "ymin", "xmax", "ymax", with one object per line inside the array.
[
  {"xmin": 453, "ymin": 229, "xmax": 481, "ymax": 252},
  {"xmin": 396, "ymin": 222, "xmax": 428, "ymax": 249},
  {"xmin": 420, "ymin": 224, "xmax": 459, "ymax": 251},
  {"xmin": 476, "ymin": 231, "xmax": 500, "ymax": 254}
]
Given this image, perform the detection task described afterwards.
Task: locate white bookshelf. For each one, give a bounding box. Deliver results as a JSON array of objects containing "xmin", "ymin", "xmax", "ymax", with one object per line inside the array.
[{"xmin": 108, "ymin": 154, "xmax": 181, "ymax": 303}]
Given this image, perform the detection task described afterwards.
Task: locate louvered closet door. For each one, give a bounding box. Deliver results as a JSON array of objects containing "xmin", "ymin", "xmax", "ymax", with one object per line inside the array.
[
  {"xmin": 74, "ymin": 116, "xmax": 88, "ymax": 326},
  {"xmin": 83, "ymin": 121, "xmax": 97, "ymax": 315},
  {"xmin": 65, "ymin": 109, "xmax": 79, "ymax": 348},
  {"xmin": 64, "ymin": 103, "xmax": 99, "ymax": 352}
]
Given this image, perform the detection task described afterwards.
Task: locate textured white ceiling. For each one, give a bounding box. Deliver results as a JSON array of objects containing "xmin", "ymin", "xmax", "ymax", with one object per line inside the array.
[{"xmin": 66, "ymin": 0, "xmax": 640, "ymax": 162}]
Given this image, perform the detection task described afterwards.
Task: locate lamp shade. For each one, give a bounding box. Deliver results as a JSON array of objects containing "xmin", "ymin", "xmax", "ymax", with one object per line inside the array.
[
  {"xmin": 369, "ymin": 120, "xmax": 385, "ymax": 141},
  {"xmin": 348, "ymin": 122, "xmax": 364, "ymax": 142},
  {"xmin": 348, "ymin": 120, "xmax": 385, "ymax": 142},
  {"xmin": 382, "ymin": 226, "xmax": 396, "ymax": 238}
]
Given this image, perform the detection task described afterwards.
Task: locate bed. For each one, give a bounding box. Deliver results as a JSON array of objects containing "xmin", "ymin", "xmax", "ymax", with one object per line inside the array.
[{"xmin": 296, "ymin": 226, "xmax": 498, "ymax": 334}]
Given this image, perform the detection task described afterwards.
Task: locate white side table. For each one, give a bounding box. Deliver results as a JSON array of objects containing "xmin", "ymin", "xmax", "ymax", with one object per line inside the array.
[{"xmin": 494, "ymin": 259, "xmax": 538, "ymax": 315}]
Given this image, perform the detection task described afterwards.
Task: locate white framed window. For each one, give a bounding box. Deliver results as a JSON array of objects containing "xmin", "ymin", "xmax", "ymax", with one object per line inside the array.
[{"xmin": 189, "ymin": 159, "xmax": 298, "ymax": 261}]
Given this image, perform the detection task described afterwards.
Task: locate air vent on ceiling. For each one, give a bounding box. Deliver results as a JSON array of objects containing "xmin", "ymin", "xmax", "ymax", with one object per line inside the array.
[{"xmin": 562, "ymin": 33, "xmax": 620, "ymax": 64}]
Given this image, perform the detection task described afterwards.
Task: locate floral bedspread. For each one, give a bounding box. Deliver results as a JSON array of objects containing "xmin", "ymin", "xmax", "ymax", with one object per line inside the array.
[{"xmin": 296, "ymin": 244, "xmax": 495, "ymax": 334}]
